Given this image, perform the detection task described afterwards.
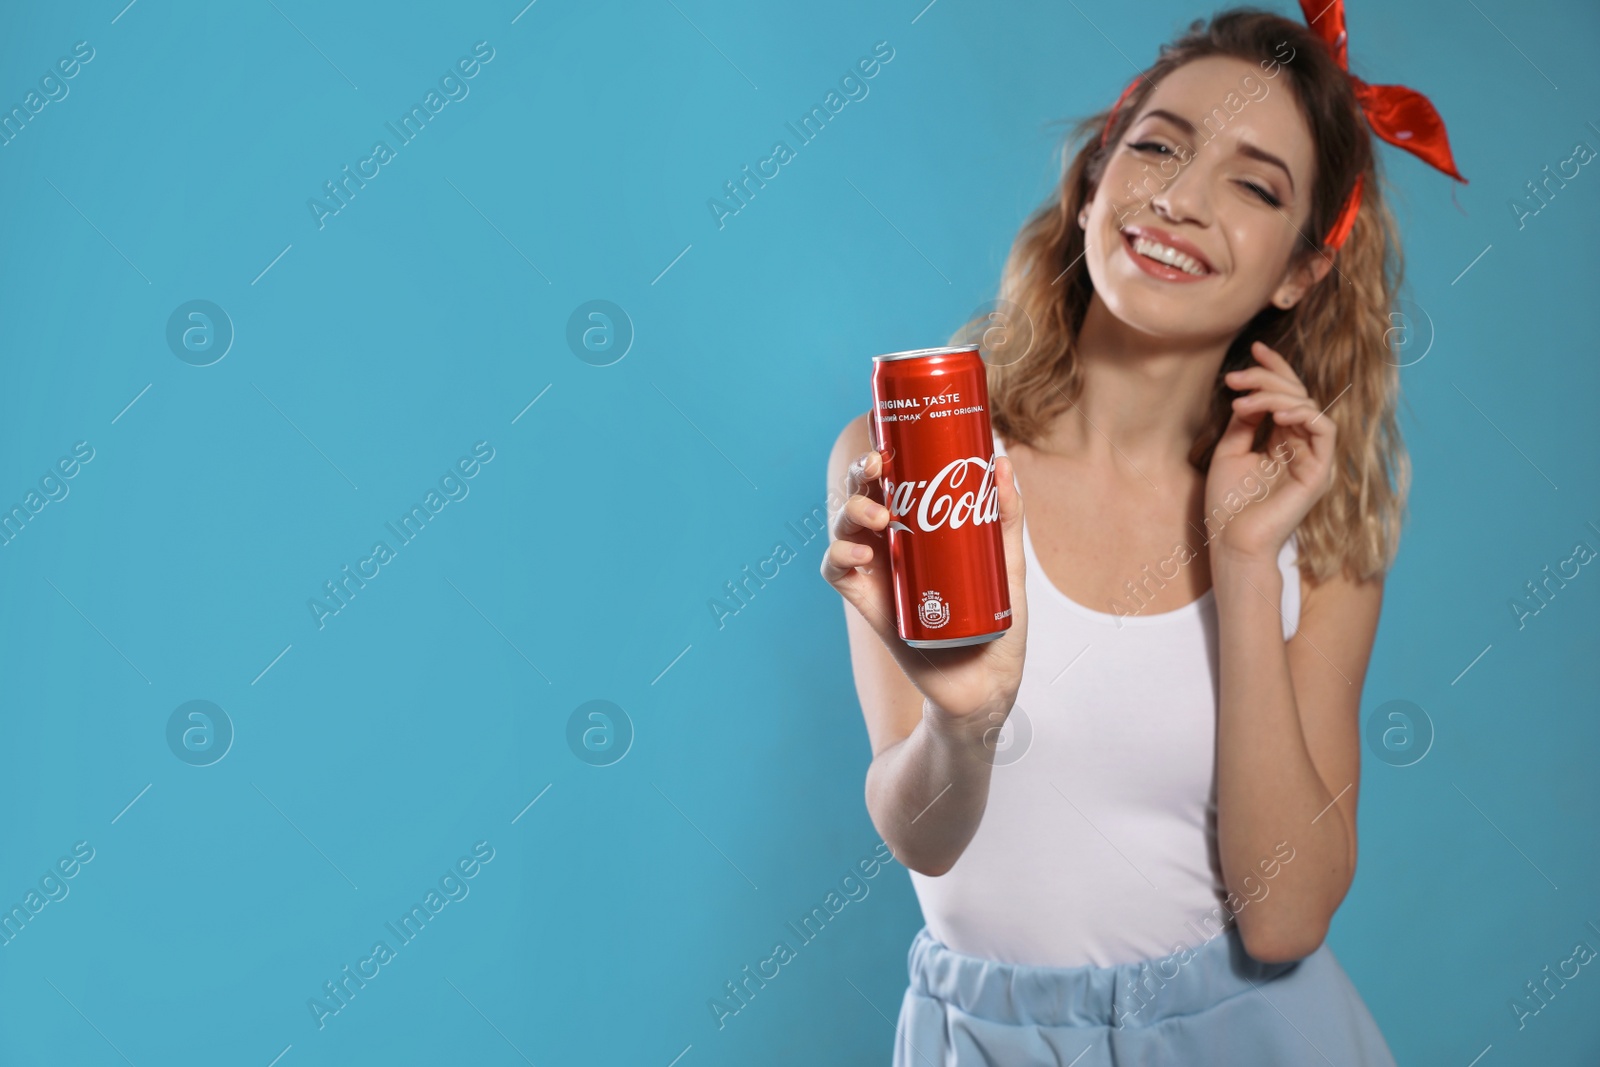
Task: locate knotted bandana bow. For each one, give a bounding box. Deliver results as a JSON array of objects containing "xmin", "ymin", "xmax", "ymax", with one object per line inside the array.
[
  {"xmin": 1302, "ymin": 0, "xmax": 1466, "ymax": 248},
  {"xmin": 1100, "ymin": 0, "xmax": 1467, "ymax": 250}
]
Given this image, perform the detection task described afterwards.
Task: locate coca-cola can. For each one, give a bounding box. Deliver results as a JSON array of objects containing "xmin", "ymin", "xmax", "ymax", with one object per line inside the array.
[{"xmin": 870, "ymin": 345, "xmax": 1011, "ymax": 648}]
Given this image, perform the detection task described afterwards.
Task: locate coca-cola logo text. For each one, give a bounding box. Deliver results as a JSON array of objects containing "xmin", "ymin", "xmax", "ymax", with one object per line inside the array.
[{"xmin": 884, "ymin": 455, "xmax": 998, "ymax": 534}]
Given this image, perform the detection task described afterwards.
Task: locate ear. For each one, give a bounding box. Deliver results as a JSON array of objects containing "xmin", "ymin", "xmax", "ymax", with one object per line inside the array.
[
  {"xmin": 1269, "ymin": 250, "xmax": 1335, "ymax": 309},
  {"xmin": 1079, "ymin": 179, "xmax": 1100, "ymax": 223}
]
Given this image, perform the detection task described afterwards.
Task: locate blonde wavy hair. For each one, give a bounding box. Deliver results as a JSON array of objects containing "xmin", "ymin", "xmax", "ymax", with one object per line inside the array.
[{"xmin": 955, "ymin": 8, "xmax": 1408, "ymax": 584}]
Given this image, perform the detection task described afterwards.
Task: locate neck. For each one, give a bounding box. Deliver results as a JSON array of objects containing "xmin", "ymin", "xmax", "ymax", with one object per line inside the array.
[{"xmin": 1035, "ymin": 294, "xmax": 1230, "ymax": 469}]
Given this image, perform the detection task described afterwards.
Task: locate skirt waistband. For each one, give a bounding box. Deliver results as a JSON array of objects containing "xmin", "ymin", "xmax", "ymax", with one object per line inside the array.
[{"xmin": 906, "ymin": 924, "xmax": 1301, "ymax": 1029}]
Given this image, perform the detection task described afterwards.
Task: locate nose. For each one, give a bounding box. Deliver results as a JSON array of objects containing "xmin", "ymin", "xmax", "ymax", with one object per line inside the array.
[{"xmin": 1149, "ymin": 156, "xmax": 1212, "ymax": 228}]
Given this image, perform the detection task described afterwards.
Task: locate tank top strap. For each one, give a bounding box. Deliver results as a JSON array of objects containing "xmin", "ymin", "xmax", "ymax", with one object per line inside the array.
[{"xmin": 1279, "ymin": 532, "xmax": 1302, "ymax": 641}]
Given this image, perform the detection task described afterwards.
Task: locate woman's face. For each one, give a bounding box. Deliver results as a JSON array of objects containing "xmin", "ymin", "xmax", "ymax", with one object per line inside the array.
[{"xmin": 1081, "ymin": 55, "xmax": 1331, "ymax": 344}]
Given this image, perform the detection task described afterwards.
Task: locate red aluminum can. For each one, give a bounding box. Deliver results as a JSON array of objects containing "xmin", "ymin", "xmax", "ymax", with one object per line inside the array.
[{"xmin": 870, "ymin": 345, "xmax": 1011, "ymax": 648}]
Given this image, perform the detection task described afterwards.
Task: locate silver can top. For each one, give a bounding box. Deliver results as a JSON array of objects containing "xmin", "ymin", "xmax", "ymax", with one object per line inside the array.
[{"xmin": 871, "ymin": 344, "xmax": 981, "ymax": 363}]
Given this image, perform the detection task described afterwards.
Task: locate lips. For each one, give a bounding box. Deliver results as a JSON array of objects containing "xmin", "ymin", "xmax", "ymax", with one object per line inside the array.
[{"xmin": 1119, "ymin": 224, "xmax": 1216, "ymax": 282}]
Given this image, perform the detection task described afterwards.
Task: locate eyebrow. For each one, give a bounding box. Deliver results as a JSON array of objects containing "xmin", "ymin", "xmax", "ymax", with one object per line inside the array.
[{"xmin": 1135, "ymin": 108, "xmax": 1296, "ymax": 195}]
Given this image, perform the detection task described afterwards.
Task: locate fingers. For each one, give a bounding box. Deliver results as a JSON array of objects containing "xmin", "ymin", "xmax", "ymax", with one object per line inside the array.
[
  {"xmin": 1224, "ymin": 342, "xmax": 1305, "ymax": 398},
  {"xmin": 819, "ymin": 510, "xmax": 899, "ymax": 637},
  {"xmin": 1220, "ymin": 342, "xmax": 1304, "ymax": 449},
  {"xmin": 1211, "ymin": 402, "xmax": 1262, "ymax": 460},
  {"xmin": 842, "ymin": 449, "xmax": 882, "ymax": 502},
  {"xmin": 1224, "ymin": 365, "xmax": 1305, "ymax": 398},
  {"xmin": 995, "ymin": 455, "xmax": 1023, "ymax": 535},
  {"xmin": 1229, "ymin": 390, "xmax": 1338, "ymax": 489},
  {"xmin": 1230, "ymin": 391, "xmax": 1318, "ymax": 421},
  {"xmin": 821, "ymin": 508, "xmax": 888, "ymax": 586},
  {"xmin": 993, "ymin": 455, "xmax": 1028, "ymax": 629},
  {"xmin": 830, "ymin": 489, "xmax": 891, "ymax": 545},
  {"xmin": 820, "ymin": 533, "xmax": 902, "ymax": 645},
  {"xmin": 1267, "ymin": 399, "xmax": 1338, "ymax": 471},
  {"xmin": 822, "ymin": 450, "xmax": 891, "ymax": 588},
  {"xmin": 1215, "ymin": 389, "xmax": 1311, "ymax": 460},
  {"xmin": 1248, "ymin": 340, "xmax": 1301, "ymax": 382},
  {"xmin": 821, "ymin": 535, "xmax": 872, "ymax": 576}
]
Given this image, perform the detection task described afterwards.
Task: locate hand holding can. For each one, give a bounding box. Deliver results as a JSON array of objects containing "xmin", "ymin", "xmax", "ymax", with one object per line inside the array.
[{"xmin": 821, "ymin": 345, "xmax": 1031, "ymax": 727}]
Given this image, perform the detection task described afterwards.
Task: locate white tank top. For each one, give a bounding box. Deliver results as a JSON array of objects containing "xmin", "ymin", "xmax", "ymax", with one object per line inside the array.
[{"xmin": 908, "ymin": 432, "xmax": 1302, "ymax": 968}]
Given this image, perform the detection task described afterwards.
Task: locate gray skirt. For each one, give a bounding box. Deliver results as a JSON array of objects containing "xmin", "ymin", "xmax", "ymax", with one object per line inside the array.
[{"xmin": 895, "ymin": 925, "xmax": 1398, "ymax": 1066}]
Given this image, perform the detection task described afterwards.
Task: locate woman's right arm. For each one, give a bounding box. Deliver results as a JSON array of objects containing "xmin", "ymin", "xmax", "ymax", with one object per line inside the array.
[{"xmin": 820, "ymin": 413, "xmax": 1030, "ymax": 877}]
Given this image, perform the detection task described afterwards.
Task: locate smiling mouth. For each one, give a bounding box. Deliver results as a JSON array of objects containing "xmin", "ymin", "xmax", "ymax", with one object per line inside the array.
[{"xmin": 1120, "ymin": 229, "xmax": 1214, "ymax": 278}]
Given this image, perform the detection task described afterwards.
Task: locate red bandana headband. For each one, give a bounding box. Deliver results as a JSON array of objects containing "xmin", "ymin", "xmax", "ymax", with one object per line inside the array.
[{"xmin": 1098, "ymin": 0, "xmax": 1467, "ymax": 251}]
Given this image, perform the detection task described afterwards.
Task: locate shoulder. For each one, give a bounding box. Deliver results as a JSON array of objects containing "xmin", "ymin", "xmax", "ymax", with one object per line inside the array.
[
  {"xmin": 1291, "ymin": 548, "xmax": 1385, "ymax": 654},
  {"xmin": 827, "ymin": 413, "xmax": 873, "ymax": 480},
  {"xmin": 832, "ymin": 411, "xmax": 871, "ymax": 453},
  {"xmin": 1286, "ymin": 560, "xmax": 1385, "ymax": 704},
  {"xmin": 1275, "ymin": 535, "xmax": 1386, "ymax": 641}
]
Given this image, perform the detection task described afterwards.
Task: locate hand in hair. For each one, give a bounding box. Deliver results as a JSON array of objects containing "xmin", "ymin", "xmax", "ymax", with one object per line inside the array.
[{"xmin": 1205, "ymin": 340, "xmax": 1338, "ymax": 568}]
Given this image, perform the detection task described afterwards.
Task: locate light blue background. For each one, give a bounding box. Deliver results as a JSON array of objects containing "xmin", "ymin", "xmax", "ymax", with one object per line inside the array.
[{"xmin": 0, "ymin": 1, "xmax": 1595, "ymax": 1064}]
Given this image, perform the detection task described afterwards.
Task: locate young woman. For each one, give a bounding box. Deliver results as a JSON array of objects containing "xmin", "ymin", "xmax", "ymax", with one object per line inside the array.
[{"xmin": 822, "ymin": 3, "xmax": 1464, "ymax": 1063}]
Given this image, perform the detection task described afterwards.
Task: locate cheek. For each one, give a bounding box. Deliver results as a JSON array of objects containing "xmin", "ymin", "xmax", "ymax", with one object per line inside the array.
[
  {"xmin": 1097, "ymin": 154, "xmax": 1157, "ymax": 214},
  {"xmin": 1084, "ymin": 163, "xmax": 1148, "ymax": 265},
  {"xmin": 1221, "ymin": 211, "xmax": 1298, "ymax": 295},
  {"xmin": 1082, "ymin": 214, "xmax": 1124, "ymax": 294}
]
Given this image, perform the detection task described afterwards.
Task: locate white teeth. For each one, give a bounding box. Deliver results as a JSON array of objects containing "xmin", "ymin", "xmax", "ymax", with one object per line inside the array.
[{"xmin": 1130, "ymin": 235, "xmax": 1208, "ymax": 276}]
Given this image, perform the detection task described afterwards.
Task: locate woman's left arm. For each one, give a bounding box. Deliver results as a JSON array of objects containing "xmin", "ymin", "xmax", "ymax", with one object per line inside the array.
[
  {"xmin": 1206, "ymin": 339, "xmax": 1385, "ymax": 964},
  {"xmin": 1211, "ymin": 555, "xmax": 1382, "ymax": 964}
]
